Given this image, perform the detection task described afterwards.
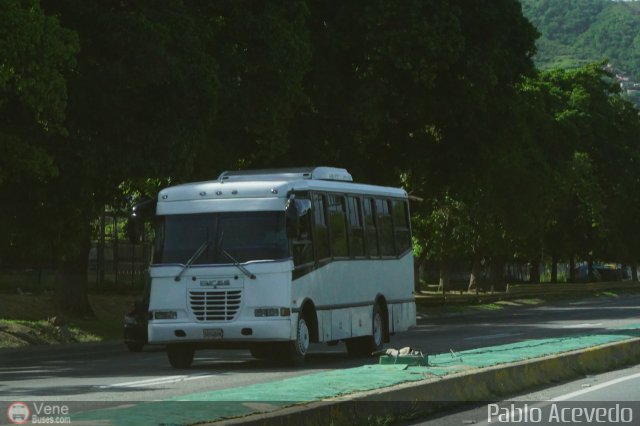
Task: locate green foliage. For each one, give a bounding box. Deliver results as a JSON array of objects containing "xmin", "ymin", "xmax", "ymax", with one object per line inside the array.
[
  {"xmin": 521, "ymin": 0, "xmax": 607, "ymax": 44},
  {"xmin": 2, "ymin": 0, "xmax": 640, "ymax": 309},
  {"xmin": 522, "ymin": 63, "xmax": 640, "ymax": 264},
  {"xmin": 289, "ymin": 0, "xmax": 470, "ymax": 184},
  {"xmin": 0, "ymin": 0, "xmax": 79, "ymax": 269},
  {"xmin": 0, "ymin": 0, "xmax": 78, "ymax": 129},
  {"xmin": 404, "ymin": 0, "xmax": 540, "ymax": 264},
  {"xmin": 521, "ymin": 0, "xmax": 640, "ymax": 82},
  {"xmin": 0, "ymin": 0, "xmax": 78, "ymax": 185},
  {"xmin": 200, "ymin": 1, "xmax": 311, "ymax": 170},
  {"xmin": 415, "ymin": 194, "xmax": 473, "ymax": 262}
]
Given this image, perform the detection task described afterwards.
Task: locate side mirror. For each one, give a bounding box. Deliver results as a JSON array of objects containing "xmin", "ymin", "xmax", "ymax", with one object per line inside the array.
[
  {"xmin": 285, "ymin": 201, "xmax": 299, "ymax": 239},
  {"xmin": 285, "ymin": 198, "xmax": 311, "ymax": 239}
]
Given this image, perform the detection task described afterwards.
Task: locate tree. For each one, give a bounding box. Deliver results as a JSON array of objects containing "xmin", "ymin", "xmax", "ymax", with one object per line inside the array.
[
  {"xmin": 290, "ymin": 0, "xmax": 464, "ymax": 184},
  {"xmin": 521, "ymin": 0, "xmax": 640, "ymax": 92},
  {"xmin": 32, "ymin": 0, "xmax": 312, "ymax": 313},
  {"xmin": 414, "ymin": 194, "xmax": 472, "ymax": 293},
  {"xmin": 521, "ymin": 63, "xmax": 640, "ymax": 282},
  {"xmin": 190, "ymin": 0, "xmax": 311, "ymax": 173},
  {"xmin": 0, "ymin": 0, "xmax": 78, "ymax": 269},
  {"xmin": 35, "ymin": 0, "xmax": 222, "ymax": 313},
  {"xmin": 405, "ymin": 0, "xmax": 540, "ymax": 289}
]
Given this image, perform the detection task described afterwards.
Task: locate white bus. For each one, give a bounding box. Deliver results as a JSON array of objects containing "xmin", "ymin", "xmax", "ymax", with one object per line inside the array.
[{"xmin": 145, "ymin": 167, "xmax": 415, "ymax": 368}]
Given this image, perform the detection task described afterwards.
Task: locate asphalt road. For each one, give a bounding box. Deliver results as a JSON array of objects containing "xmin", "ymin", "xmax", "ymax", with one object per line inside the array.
[
  {"xmin": 406, "ymin": 357, "xmax": 640, "ymax": 425},
  {"xmin": 1, "ymin": 293, "xmax": 639, "ymax": 404}
]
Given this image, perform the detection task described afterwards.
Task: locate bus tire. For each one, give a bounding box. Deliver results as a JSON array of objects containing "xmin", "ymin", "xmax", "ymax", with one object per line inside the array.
[
  {"xmin": 167, "ymin": 344, "xmax": 195, "ymax": 369},
  {"xmin": 346, "ymin": 303, "xmax": 384, "ymax": 357},
  {"xmin": 284, "ymin": 315, "xmax": 310, "ymax": 365}
]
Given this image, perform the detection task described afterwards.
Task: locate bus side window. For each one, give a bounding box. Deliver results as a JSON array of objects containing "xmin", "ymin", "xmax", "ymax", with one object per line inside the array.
[
  {"xmin": 291, "ymin": 195, "xmax": 314, "ymax": 268},
  {"xmin": 363, "ymin": 198, "xmax": 379, "ymax": 257},
  {"xmin": 327, "ymin": 194, "xmax": 348, "ymax": 258},
  {"xmin": 346, "ymin": 196, "xmax": 365, "ymax": 257},
  {"xmin": 376, "ymin": 199, "xmax": 395, "ymax": 256},
  {"xmin": 392, "ymin": 200, "xmax": 411, "ymax": 254},
  {"xmin": 313, "ymin": 193, "xmax": 330, "ymax": 262}
]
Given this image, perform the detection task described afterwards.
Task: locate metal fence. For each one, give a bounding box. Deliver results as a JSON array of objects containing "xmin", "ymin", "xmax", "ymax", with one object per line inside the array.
[
  {"xmin": 88, "ymin": 241, "xmax": 151, "ymax": 290},
  {"xmin": 0, "ymin": 210, "xmax": 151, "ymax": 294}
]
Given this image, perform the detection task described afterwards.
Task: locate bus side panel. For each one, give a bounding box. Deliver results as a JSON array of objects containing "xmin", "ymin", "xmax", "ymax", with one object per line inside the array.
[
  {"xmin": 391, "ymin": 301, "xmax": 416, "ymax": 333},
  {"xmin": 331, "ymin": 309, "xmax": 351, "ymax": 340},
  {"xmin": 351, "ymin": 305, "xmax": 372, "ymax": 337},
  {"xmin": 292, "ymin": 252, "xmax": 415, "ymax": 341},
  {"xmin": 319, "ymin": 309, "xmax": 332, "ymax": 341}
]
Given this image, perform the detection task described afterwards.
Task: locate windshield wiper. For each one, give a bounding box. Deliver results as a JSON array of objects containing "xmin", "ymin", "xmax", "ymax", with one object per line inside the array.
[
  {"xmin": 174, "ymin": 240, "xmax": 209, "ymax": 282},
  {"xmin": 221, "ymin": 249, "xmax": 256, "ymax": 280}
]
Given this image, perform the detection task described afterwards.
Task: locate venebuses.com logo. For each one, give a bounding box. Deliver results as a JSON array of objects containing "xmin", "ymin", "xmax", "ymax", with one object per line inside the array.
[
  {"xmin": 6, "ymin": 402, "xmax": 30, "ymax": 424},
  {"xmin": 5, "ymin": 401, "xmax": 72, "ymax": 424}
]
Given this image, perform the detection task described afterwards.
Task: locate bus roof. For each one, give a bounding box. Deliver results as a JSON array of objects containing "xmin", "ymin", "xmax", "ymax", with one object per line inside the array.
[{"xmin": 157, "ymin": 168, "xmax": 407, "ymax": 204}]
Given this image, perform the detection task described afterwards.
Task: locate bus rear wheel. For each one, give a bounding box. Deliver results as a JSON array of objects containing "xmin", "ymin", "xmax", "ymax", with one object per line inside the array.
[
  {"xmin": 346, "ymin": 304, "xmax": 384, "ymax": 357},
  {"xmin": 167, "ymin": 344, "xmax": 195, "ymax": 369}
]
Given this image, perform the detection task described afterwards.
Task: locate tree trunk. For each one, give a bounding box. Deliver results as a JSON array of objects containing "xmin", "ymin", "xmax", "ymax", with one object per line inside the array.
[
  {"xmin": 54, "ymin": 222, "xmax": 94, "ymax": 317},
  {"xmin": 550, "ymin": 256, "xmax": 558, "ymax": 283},
  {"xmin": 438, "ymin": 259, "xmax": 450, "ymax": 296},
  {"xmin": 569, "ymin": 256, "xmax": 576, "ymax": 282},
  {"xmin": 98, "ymin": 208, "xmax": 106, "ymax": 288},
  {"xmin": 489, "ymin": 257, "xmax": 505, "ymax": 292},
  {"xmin": 529, "ymin": 257, "xmax": 540, "ymax": 284},
  {"xmin": 588, "ymin": 259, "xmax": 595, "ymax": 282},
  {"xmin": 632, "ymin": 262, "xmax": 638, "ymax": 282},
  {"xmin": 468, "ymin": 256, "xmax": 481, "ymax": 293},
  {"xmin": 413, "ymin": 250, "xmax": 427, "ymax": 293}
]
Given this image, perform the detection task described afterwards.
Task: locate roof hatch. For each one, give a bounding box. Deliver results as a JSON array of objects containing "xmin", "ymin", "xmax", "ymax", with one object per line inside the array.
[{"xmin": 217, "ymin": 167, "xmax": 353, "ymax": 182}]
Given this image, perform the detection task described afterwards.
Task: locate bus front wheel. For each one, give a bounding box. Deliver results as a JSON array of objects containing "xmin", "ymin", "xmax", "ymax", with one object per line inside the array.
[
  {"xmin": 167, "ymin": 344, "xmax": 195, "ymax": 369},
  {"xmin": 284, "ymin": 315, "xmax": 310, "ymax": 365},
  {"xmin": 346, "ymin": 304, "xmax": 384, "ymax": 357}
]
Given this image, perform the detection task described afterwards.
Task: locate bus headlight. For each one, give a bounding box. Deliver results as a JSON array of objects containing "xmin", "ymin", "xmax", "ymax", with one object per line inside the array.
[
  {"xmin": 153, "ymin": 311, "xmax": 178, "ymax": 320},
  {"xmin": 254, "ymin": 307, "xmax": 290, "ymax": 317}
]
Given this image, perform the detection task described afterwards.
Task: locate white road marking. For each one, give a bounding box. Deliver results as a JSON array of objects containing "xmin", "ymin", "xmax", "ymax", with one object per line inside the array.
[
  {"xmin": 97, "ymin": 373, "xmax": 214, "ymax": 389},
  {"xmin": 561, "ymin": 323, "xmax": 603, "ymax": 328},
  {"xmin": 551, "ymin": 371, "xmax": 640, "ymax": 401},
  {"xmin": 464, "ymin": 333, "xmax": 523, "ymax": 341},
  {"xmin": 474, "ymin": 372, "xmax": 640, "ymax": 426}
]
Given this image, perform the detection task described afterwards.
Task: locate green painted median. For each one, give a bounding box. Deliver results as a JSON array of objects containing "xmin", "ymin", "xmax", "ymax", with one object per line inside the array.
[{"xmin": 73, "ymin": 324, "xmax": 640, "ymax": 425}]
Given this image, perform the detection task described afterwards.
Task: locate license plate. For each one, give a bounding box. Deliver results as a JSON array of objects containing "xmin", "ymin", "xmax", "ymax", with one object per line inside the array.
[{"xmin": 203, "ymin": 328, "xmax": 223, "ymax": 339}]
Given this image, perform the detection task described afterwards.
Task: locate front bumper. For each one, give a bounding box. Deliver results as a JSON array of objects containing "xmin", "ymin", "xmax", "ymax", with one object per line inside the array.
[{"xmin": 148, "ymin": 318, "xmax": 292, "ymax": 344}]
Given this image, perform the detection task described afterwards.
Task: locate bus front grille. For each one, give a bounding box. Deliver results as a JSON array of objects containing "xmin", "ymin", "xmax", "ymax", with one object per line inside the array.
[{"xmin": 189, "ymin": 289, "xmax": 242, "ymax": 321}]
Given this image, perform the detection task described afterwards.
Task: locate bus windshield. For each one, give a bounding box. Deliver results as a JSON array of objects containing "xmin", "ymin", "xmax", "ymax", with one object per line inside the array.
[{"xmin": 153, "ymin": 211, "xmax": 288, "ymax": 265}]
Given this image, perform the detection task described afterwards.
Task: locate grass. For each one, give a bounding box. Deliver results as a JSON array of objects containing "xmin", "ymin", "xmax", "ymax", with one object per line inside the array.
[
  {"xmin": 415, "ymin": 297, "xmax": 552, "ymax": 319},
  {"xmin": 0, "ymin": 319, "xmax": 101, "ymax": 348},
  {"xmin": 596, "ymin": 291, "xmax": 619, "ymax": 298},
  {"xmin": 0, "ymin": 292, "xmax": 137, "ymax": 347}
]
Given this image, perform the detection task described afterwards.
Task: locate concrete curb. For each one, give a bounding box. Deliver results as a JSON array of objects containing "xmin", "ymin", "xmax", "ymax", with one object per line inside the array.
[
  {"xmin": 414, "ymin": 282, "xmax": 640, "ymax": 307},
  {"xmin": 216, "ymin": 337, "xmax": 640, "ymax": 425}
]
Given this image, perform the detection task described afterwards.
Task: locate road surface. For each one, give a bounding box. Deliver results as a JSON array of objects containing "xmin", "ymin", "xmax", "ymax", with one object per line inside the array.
[
  {"xmin": 1, "ymin": 293, "xmax": 638, "ymax": 404},
  {"xmin": 406, "ymin": 360, "xmax": 640, "ymax": 425}
]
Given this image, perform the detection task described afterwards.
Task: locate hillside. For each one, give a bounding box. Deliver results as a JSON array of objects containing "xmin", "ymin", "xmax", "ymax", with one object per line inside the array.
[{"xmin": 521, "ymin": 0, "xmax": 640, "ymax": 105}]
